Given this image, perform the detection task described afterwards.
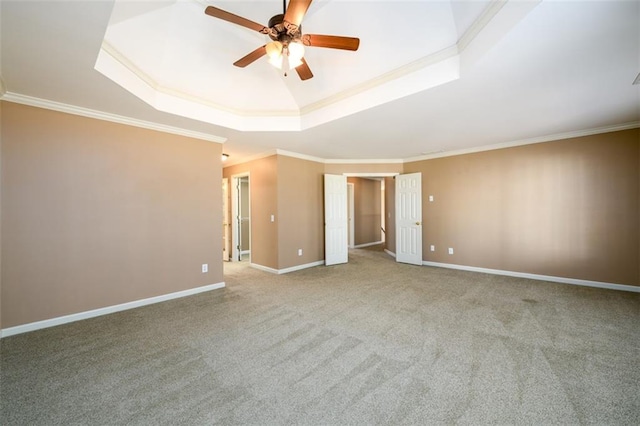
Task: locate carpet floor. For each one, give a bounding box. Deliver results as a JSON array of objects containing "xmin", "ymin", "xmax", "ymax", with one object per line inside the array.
[{"xmin": 1, "ymin": 246, "xmax": 639, "ymax": 425}]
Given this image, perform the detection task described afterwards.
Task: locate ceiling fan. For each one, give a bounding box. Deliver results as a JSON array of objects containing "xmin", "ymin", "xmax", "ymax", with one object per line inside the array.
[{"xmin": 204, "ymin": 0, "xmax": 360, "ymax": 81}]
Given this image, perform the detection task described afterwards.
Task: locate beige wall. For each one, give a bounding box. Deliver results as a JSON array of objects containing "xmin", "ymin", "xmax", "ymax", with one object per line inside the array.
[
  {"xmin": 1, "ymin": 102, "xmax": 224, "ymax": 328},
  {"xmin": 404, "ymin": 129, "xmax": 640, "ymax": 286},
  {"xmin": 347, "ymin": 177, "xmax": 381, "ymax": 246},
  {"xmin": 223, "ymin": 156, "xmax": 278, "ymax": 269},
  {"xmin": 277, "ymin": 155, "xmax": 324, "ymax": 269}
]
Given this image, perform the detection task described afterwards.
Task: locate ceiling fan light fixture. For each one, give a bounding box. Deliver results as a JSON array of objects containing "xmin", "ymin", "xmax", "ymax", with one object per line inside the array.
[
  {"xmin": 266, "ymin": 41, "xmax": 283, "ymax": 68},
  {"xmin": 204, "ymin": 2, "xmax": 360, "ymax": 81},
  {"xmin": 288, "ymin": 41, "xmax": 305, "ymax": 64},
  {"xmin": 266, "ymin": 40, "xmax": 283, "ymax": 57},
  {"xmin": 269, "ymin": 54, "xmax": 283, "ymax": 69}
]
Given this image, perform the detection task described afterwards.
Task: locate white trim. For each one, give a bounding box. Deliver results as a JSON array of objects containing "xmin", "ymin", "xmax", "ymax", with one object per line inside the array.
[
  {"xmin": 384, "ymin": 249, "xmax": 396, "ymax": 258},
  {"xmin": 275, "ymin": 150, "xmax": 403, "ymax": 166},
  {"xmin": 223, "ymin": 150, "xmax": 277, "ymax": 168},
  {"xmin": 240, "ymin": 250, "xmax": 251, "ymax": 256},
  {"xmin": 275, "ymin": 149, "xmax": 325, "ymax": 164},
  {"xmin": 230, "ymin": 149, "xmax": 405, "ymax": 167},
  {"xmin": 250, "ymin": 260, "xmax": 324, "ymax": 275},
  {"xmin": 353, "ymin": 241, "xmax": 384, "ymax": 249},
  {"xmin": 326, "ymin": 159, "xmax": 404, "ymax": 165},
  {"xmin": 457, "ymin": 0, "xmax": 507, "ymax": 53},
  {"xmin": 422, "ymin": 261, "xmax": 640, "ymax": 293},
  {"xmin": 0, "ymin": 282, "xmax": 226, "ymax": 338},
  {"xmin": 343, "ymin": 172, "xmax": 400, "ymax": 177},
  {"xmin": 0, "ymin": 75, "xmax": 6, "ymax": 98},
  {"xmin": 1, "ymin": 92, "xmax": 227, "ymax": 144},
  {"xmin": 403, "ymin": 122, "xmax": 640, "ymax": 163},
  {"xmin": 225, "ymin": 122, "xmax": 639, "ymax": 169},
  {"xmin": 250, "ymin": 263, "xmax": 279, "ymax": 274},
  {"xmin": 299, "ymin": 46, "xmax": 459, "ymax": 116},
  {"xmin": 279, "ymin": 261, "xmax": 325, "ymax": 274},
  {"xmin": 100, "ymin": 41, "xmax": 298, "ymax": 119}
]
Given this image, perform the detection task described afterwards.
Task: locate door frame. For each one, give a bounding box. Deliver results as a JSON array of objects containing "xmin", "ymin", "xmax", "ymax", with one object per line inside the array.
[
  {"xmin": 347, "ymin": 182, "xmax": 355, "ymax": 248},
  {"xmin": 231, "ymin": 172, "xmax": 250, "ymax": 262},
  {"xmin": 339, "ymin": 172, "xmax": 398, "ymax": 261},
  {"xmin": 222, "ymin": 178, "xmax": 230, "ymax": 261}
]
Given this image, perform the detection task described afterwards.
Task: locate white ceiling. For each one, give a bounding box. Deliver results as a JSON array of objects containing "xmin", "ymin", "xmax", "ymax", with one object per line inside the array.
[{"xmin": 1, "ymin": 1, "xmax": 639, "ymax": 166}]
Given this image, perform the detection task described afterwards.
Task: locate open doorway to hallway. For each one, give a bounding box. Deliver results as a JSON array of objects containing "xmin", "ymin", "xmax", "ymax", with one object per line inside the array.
[
  {"xmin": 325, "ymin": 172, "xmax": 397, "ymax": 266},
  {"xmin": 346, "ymin": 177, "xmax": 386, "ymax": 249},
  {"xmin": 230, "ymin": 173, "xmax": 250, "ymax": 262}
]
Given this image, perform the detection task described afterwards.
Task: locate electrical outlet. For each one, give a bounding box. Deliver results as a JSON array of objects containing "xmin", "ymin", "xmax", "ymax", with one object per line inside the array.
[
  {"xmin": 202, "ymin": 263, "xmax": 208, "ymax": 273},
  {"xmin": 448, "ymin": 248, "xmax": 454, "ymax": 255},
  {"xmin": 430, "ymin": 245, "xmax": 435, "ymax": 252},
  {"xmin": 429, "ymin": 195, "xmax": 434, "ymax": 202},
  {"xmin": 270, "ymin": 214, "xmax": 275, "ymax": 222},
  {"xmin": 298, "ymin": 249, "xmax": 303, "ymax": 256}
]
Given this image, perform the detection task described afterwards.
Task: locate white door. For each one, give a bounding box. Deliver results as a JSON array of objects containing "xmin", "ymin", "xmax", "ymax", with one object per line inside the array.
[
  {"xmin": 324, "ymin": 174, "xmax": 348, "ymax": 266},
  {"xmin": 222, "ymin": 178, "xmax": 229, "ymax": 261},
  {"xmin": 396, "ymin": 172, "xmax": 422, "ymax": 265}
]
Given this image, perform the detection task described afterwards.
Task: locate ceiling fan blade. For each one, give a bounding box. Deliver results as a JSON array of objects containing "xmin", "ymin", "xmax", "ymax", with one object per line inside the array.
[
  {"xmin": 302, "ymin": 34, "xmax": 360, "ymax": 51},
  {"xmin": 295, "ymin": 57, "xmax": 313, "ymax": 81},
  {"xmin": 233, "ymin": 45, "xmax": 267, "ymax": 68},
  {"xmin": 284, "ymin": 0, "xmax": 312, "ymax": 28},
  {"xmin": 205, "ymin": 6, "xmax": 268, "ymax": 34}
]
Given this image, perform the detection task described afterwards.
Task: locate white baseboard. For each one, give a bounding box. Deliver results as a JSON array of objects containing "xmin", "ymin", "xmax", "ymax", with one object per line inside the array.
[
  {"xmin": 240, "ymin": 250, "xmax": 250, "ymax": 255},
  {"xmin": 384, "ymin": 249, "xmax": 396, "ymax": 258},
  {"xmin": 251, "ymin": 260, "xmax": 324, "ymax": 275},
  {"xmin": 250, "ymin": 263, "xmax": 279, "ymax": 274},
  {"xmin": 422, "ymin": 261, "xmax": 640, "ymax": 293},
  {"xmin": 353, "ymin": 241, "xmax": 384, "ymax": 249},
  {"xmin": 0, "ymin": 282, "xmax": 226, "ymax": 338}
]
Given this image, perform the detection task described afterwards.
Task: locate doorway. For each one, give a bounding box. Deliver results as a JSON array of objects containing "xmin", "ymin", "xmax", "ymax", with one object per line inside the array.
[
  {"xmin": 231, "ymin": 173, "xmax": 251, "ymax": 262},
  {"xmin": 346, "ymin": 176, "xmax": 386, "ymax": 249},
  {"xmin": 222, "ymin": 178, "xmax": 230, "ymax": 261},
  {"xmin": 324, "ymin": 173, "xmax": 398, "ymax": 266}
]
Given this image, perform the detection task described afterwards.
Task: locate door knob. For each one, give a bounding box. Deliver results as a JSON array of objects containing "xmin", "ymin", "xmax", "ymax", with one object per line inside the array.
[{"xmin": 415, "ymin": 222, "xmax": 421, "ymax": 225}]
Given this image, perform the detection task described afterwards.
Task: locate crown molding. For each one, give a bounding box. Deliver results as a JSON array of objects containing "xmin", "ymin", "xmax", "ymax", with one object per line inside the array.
[
  {"xmin": 403, "ymin": 122, "xmax": 640, "ymax": 163},
  {"xmin": 1, "ymin": 92, "xmax": 227, "ymax": 144},
  {"xmin": 101, "ymin": 42, "xmax": 299, "ymax": 118},
  {"xmin": 275, "ymin": 150, "xmax": 404, "ymax": 165},
  {"xmin": 224, "ymin": 149, "xmax": 406, "ymax": 168},
  {"xmin": 226, "ymin": 121, "xmax": 640, "ymax": 169},
  {"xmin": 275, "ymin": 149, "xmax": 326, "ymax": 164},
  {"xmin": 325, "ymin": 158, "xmax": 404, "ymax": 164},
  {"xmin": 457, "ymin": 0, "xmax": 507, "ymax": 53},
  {"xmin": 299, "ymin": 46, "xmax": 460, "ymax": 116},
  {"xmin": 223, "ymin": 150, "xmax": 279, "ymax": 168}
]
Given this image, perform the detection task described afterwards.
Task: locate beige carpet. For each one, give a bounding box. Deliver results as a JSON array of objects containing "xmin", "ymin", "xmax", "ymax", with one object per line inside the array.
[{"xmin": 2, "ymin": 246, "xmax": 639, "ymax": 425}]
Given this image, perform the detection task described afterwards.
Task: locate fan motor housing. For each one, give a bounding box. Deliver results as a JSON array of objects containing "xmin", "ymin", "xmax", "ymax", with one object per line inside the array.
[{"xmin": 268, "ymin": 14, "xmax": 302, "ymax": 43}]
